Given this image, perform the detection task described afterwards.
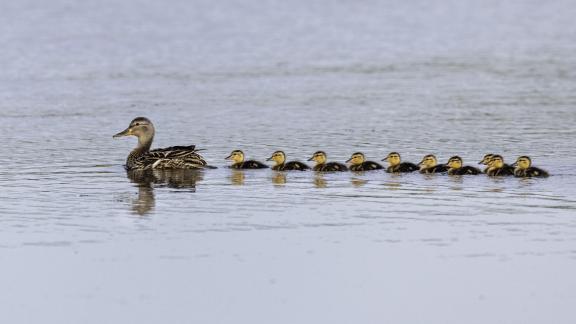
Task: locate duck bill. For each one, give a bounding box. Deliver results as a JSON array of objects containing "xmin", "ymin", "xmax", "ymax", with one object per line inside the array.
[
  {"xmin": 224, "ymin": 154, "xmax": 233, "ymax": 160},
  {"xmin": 266, "ymin": 156, "xmax": 274, "ymax": 161},
  {"xmin": 307, "ymin": 157, "xmax": 315, "ymax": 161},
  {"xmin": 113, "ymin": 127, "xmax": 132, "ymax": 138},
  {"xmin": 345, "ymin": 157, "xmax": 353, "ymax": 163},
  {"xmin": 381, "ymin": 157, "xmax": 389, "ymax": 162},
  {"xmin": 511, "ymin": 162, "xmax": 518, "ymax": 167}
]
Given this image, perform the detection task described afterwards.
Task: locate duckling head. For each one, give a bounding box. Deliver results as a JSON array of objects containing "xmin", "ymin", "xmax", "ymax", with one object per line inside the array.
[
  {"xmin": 512, "ymin": 156, "xmax": 532, "ymax": 169},
  {"xmin": 113, "ymin": 117, "xmax": 155, "ymax": 146},
  {"xmin": 346, "ymin": 152, "xmax": 365, "ymax": 165},
  {"xmin": 382, "ymin": 152, "xmax": 401, "ymax": 166},
  {"xmin": 489, "ymin": 155, "xmax": 504, "ymax": 168},
  {"xmin": 266, "ymin": 151, "xmax": 286, "ymax": 165},
  {"xmin": 225, "ymin": 150, "xmax": 245, "ymax": 163},
  {"xmin": 308, "ymin": 151, "xmax": 327, "ymax": 165},
  {"xmin": 447, "ymin": 156, "xmax": 463, "ymax": 169},
  {"xmin": 479, "ymin": 153, "xmax": 494, "ymax": 165},
  {"xmin": 418, "ymin": 154, "xmax": 438, "ymax": 169}
]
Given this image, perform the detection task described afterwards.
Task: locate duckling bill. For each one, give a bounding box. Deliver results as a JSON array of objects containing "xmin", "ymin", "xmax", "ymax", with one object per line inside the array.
[
  {"xmin": 346, "ymin": 152, "xmax": 383, "ymax": 171},
  {"xmin": 446, "ymin": 156, "xmax": 481, "ymax": 175},
  {"xmin": 267, "ymin": 151, "xmax": 310, "ymax": 171},
  {"xmin": 382, "ymin": 152, "xmax": 419, "ymax": 173},
  {"xmin": 225, "ymin": 150, "xmax": 268, "ymax": 169},
  {"xmin": 308, "ymin": 151, "xmax": 348, "ymax": 172},
  {"xmin": 113, "ymin": 117, "xmax": 212, "ymax": 170},
  {"xmin": 512, "ymin": 156, "xmax": 549, "ymax": 178},
  {"xmin": 418, "ymin": 154, "xmax": 448, "ymax": 174}
]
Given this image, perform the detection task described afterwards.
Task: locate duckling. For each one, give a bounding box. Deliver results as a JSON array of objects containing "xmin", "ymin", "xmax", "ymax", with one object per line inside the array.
[
  {"xmin": 345, "ymin": 152, "xmax": 383, "ymax": 171},
  {"xmin": 308, "ymin": 151, "xmax": 348, "ymax": 172},
  {"xmin": 382, "ymin": 152, "xmax": 419, "ymax": 173},
  {"xmin": 113, "ymin": 117, "xmax": 212, "ymax": 170},
  {"xmin": 225, "ymin": 150, "xmax": 268, "ymax": 169},
  {"xmin": 266, "ymin": 151, "xmax": 310, "ymax": 171},
  {"xmin": 512, "ymin": 156, "xmax": 549, "ymax": 178},
  {"xmin": 485, "ymin": 155, "xmax": 515, "ymax": 176},
  {"xmin": 479, "ymin": 153, "xmax": 514, "ymax": 174},
  {"xmin": 418, "ymin": 154, "xmax": 449, "ymax": 174},
  {"xmin": 446, "ymin": 156, "xmax": 481, "ymax": 175}
]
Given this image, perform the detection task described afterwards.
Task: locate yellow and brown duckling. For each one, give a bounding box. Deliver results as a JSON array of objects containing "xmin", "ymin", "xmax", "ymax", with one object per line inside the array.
[
  {"xmin": 512, "ymin": 156, "xmax": 549, "ymax": 178},
  {"xmin": 485, "ymin": 155, "xmax": 515, "ymax": 176},
  {"xmin": 479, "ymin": 153, "xmax": 514, "ymax": 174},
  {"xmin": 266, "ymin": 151, "xmax": 310, "ymax": 171},
  {"xmin": 418, "ymin": 154, "xmax": 449, "ymax": 174},
  {"xmin": 225, "ymin": 150, "xmax": 268, "ymax": 169},
  {"xmin": 478, "ymin": 153, "xmax": 495, "ymax": 173},
  {"xmin": 446, "ymin": 156, "xmax": 481, "ymax": 175},
  {"xmin": 308, "ymin": 151, "xmax": 348, "ymax": 172},
  {"xmin": 346, "ymin": 152, "xmax": 383, "ymax": 171},
  {"xmin": 113, "ymin": 117, "xmax": 212, "ymax": 170},
  {"xmin": 382, "ymin": 152, "xmax": 419, "ymax": 173}
]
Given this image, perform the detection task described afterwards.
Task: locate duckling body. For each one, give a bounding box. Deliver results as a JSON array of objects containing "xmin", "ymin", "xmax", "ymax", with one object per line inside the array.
[
  {"xmin": 513, "ymin": 156, "xmax": 549, "ymax": 178},
  {"xmin": 272, "ymin": 161, "xmax": 310, "ymax": 171},
  {"xmin": 418, "ymin": 155, "xmax": 448, "ymax": 174},
  {"xmin": 225, "ymin": 150, "xmax": 268, "ymax": 169},
  {"xmin": 308, "ymin": 151, "xmax": 348, "ymax": 172},
  {"xmin": 230, "ymin": 161, "xmax": 268, "ymax": 169},
  {"xmin": 113, "ymin": 118, "xmax": 211, "ymax": 170},
  {"xmin": 448, "ymin": 166, "xmax": 481, "ymax": 175},
  {"xmin": 383, "ymin": 152, "xmax": 419, "ymax": 173},
  {"xmin": 313, "ymin": 162, "xmax": 348, "ymax": 172},
  {"xmin": 346, "ymin": 152, "xmax": 383, "ymax": 171},
  {"xmin": 267, "ymin": 151, "xmax": 310, "ymax": 171},
  {"xmin": 485, "ymin": 155, "xmax": 514, "ymax": 176},
  {"xmin": 446, "ymin": 156, "xmax": 481, "ymax": 175}
]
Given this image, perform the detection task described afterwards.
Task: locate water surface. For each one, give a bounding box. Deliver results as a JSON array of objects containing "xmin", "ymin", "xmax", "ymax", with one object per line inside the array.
[{"xmin": 1, "ymin": 0, "xmax": 576, "ymax": 323}]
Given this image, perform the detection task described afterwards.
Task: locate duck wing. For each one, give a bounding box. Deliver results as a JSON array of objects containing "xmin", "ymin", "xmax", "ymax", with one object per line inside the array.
[
  {"xmin": 140, "ymin": 145, "xmax": 208, "ymax": 170},
  {"xmin": 325, "ymin": 162, "xmax": 348, "ymax": 172},
  {"xmin": 284, "ymin": 161, "xmax": 310, "ymax": 171}
]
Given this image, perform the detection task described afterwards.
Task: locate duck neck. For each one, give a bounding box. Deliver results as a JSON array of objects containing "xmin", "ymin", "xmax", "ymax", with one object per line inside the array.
[{"xmin": 132, "ymin": 134, "xmax": 154, "ymax": 156}]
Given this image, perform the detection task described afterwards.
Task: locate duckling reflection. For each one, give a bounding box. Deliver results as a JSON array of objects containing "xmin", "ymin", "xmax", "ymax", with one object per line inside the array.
[
  {"xmin": 229, "ymin": 169, "xmax": 246, "ymax": 185},
  {"xmin": 350, "ymin": 177, "xmax": 368, "ymax": 187},
  {"xmin": 272, "ymin": 172, "xmax": 287, "ymax": 186},
  {"xmin": 314, "ymin": 173, "xmax": 328, "ymax": 188},
  {"xmin": 126, "ymin": 169, "xmax": 204, "ymax": 215}
]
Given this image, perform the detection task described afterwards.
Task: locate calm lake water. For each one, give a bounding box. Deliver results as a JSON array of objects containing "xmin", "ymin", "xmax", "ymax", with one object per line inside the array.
[{"xmin": 1, "ymin": 0, "xmax": 576, "ymax": 323}]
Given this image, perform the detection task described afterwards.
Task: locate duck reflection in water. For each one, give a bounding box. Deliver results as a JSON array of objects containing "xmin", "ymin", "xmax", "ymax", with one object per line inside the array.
[
  {"xmin": 229, "ymin": 170, "xmax": 246, "ymax": 186},
  {"xmin": 314, "ymin": 173, "xmax": 328, "ymax": 188},
  {"xmin": 126, "ymin": 169, "xmax": 204, "ymax": 215},
  {"xmin": 271, "ymin": 172, "xmax": 287, "ymax": 186}
]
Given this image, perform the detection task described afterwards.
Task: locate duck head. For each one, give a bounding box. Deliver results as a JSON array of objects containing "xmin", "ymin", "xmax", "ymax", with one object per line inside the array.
[
  {"xmin": 225, "ymin": 150, "xmax": 245, "ymax": 163},
  {"xmin": 382, "ymin": 152, "xmax": 401, "ymax": 166},
  {"xmin": 512, "ymin": 156, "xmax": 531, "ymax": 169},
  {"xmin": 308, "ymin": 151, "xmax": 327, "ymax": 165},
  {"xmin": 447, "ymin": 156, "xmax": 463, "ymax": 169},
  {"xmin": 113, "ymin": 117, "xmax": 155, "ymax": 148},
  {"xmin": 418, "ymin": 154, "xmax": 438, "ymax": 169},
  {"xmin": 266, "ymin": 151, "xmax": 286, "ymax": 165},
  {"xmin": 346, "ymin": 152, "xmax": 365, "ymax": 165}
]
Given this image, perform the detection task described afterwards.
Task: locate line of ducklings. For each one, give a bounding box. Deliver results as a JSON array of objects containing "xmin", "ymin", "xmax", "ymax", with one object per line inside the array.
[
  {"xmin": 225, "ymin": 150, "xmax": 549, "ymax": 178},
  {"xmin": 114, "ymin": 118, "xmax": 548, "ymax": 178}
]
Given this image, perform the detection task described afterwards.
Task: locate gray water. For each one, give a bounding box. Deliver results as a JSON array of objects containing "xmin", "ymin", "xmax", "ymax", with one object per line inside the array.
[{"xmin": 1, "ymin": 0, "xmax": 576, "ymax": 323}]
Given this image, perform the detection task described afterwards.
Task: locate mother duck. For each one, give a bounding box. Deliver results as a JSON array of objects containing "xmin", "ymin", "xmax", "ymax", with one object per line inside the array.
[{"xmin": 113, "ymin": 117, "xmax": 212, "ymax": 170}]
